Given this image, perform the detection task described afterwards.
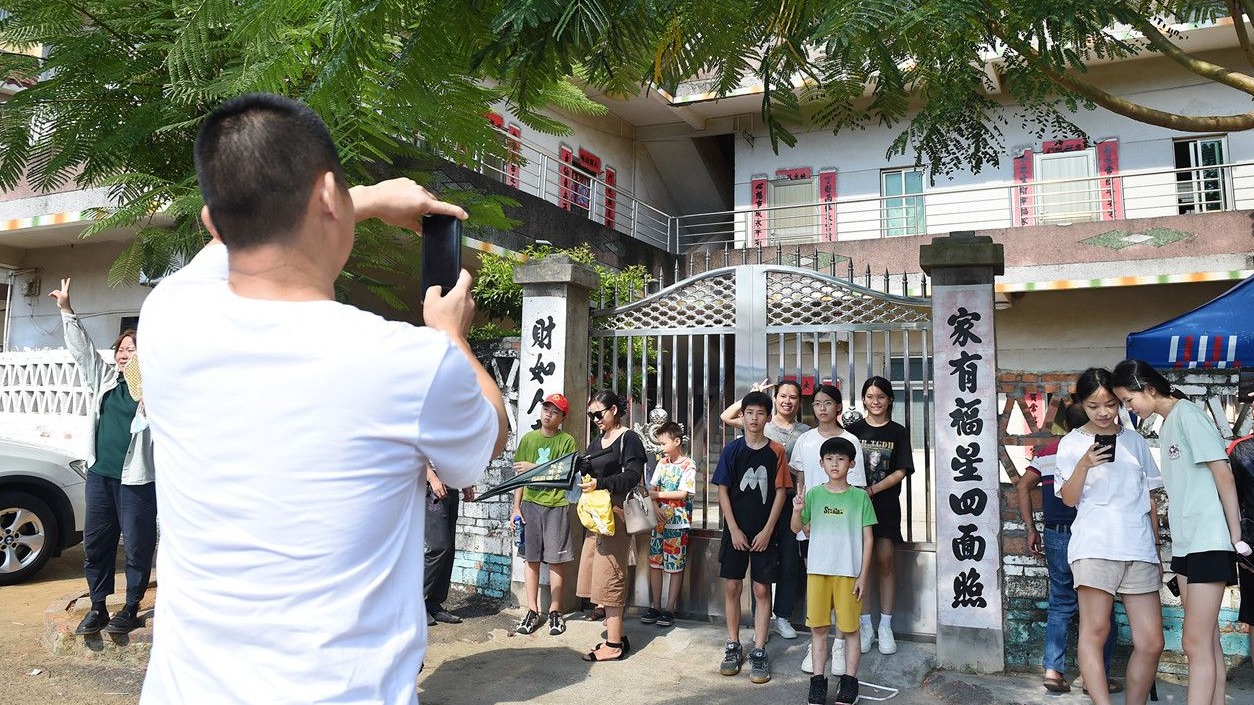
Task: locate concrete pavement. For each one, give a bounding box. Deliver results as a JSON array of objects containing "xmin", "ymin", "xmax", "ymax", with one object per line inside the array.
[{"xmin": 418, "ymin": 596, "xmax": 1254, "ymax": 705}]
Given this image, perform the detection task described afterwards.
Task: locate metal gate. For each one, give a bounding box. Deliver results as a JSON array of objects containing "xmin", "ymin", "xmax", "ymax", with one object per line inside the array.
[
  {"xmin": 590, "ymin": 264, "xmax": 937, "ymax": 633},
  {"xmin": 590, "ymin": 264, "xmax": 934, "ymax": 538}
]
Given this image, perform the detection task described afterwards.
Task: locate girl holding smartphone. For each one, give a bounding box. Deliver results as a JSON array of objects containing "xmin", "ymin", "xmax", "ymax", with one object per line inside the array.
[
  {"xmin": 1112, "ymin": 360, "xmax": 1251, "ymax": 705},
  {"xmin": 1056, "ymin": 368, "xmax": 1163, "ymax": 705}
]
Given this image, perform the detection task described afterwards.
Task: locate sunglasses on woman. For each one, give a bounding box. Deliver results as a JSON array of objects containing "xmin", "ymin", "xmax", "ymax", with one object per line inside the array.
[{"xmin": 587, "ymin": 409, "xmax": 607, "ymax": 422}]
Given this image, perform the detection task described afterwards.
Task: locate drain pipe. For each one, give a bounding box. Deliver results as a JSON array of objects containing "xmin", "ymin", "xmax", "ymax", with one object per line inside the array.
[{"xmin": 2, "ymin": 267, "xmax": 35, "ymax": 353}]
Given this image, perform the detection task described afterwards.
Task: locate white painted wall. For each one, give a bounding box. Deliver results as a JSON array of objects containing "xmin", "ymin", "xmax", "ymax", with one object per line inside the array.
[
  {"xmin": 488, "ymin": 102, "xmax": 678, "ymax": 228},
  {"xmin": 732, "ymin": 49, "xmax": 1254, "ymax": 244},
  {"xmin": 994, "ymin": 280, "xmax": 1234, "ymax": 372},
  {"xmin": 4, "ymin": 241, "xmax": 148, "ymax": 351}
]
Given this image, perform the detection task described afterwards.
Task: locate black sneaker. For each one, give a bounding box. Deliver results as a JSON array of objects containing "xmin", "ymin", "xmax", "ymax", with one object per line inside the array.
[
  {"xmin": 656, "ymin": 610, "xmax": 674, "ymax": 627},
  {"xmin": 808, "ymin": 675, "xmax": 829, "ymax": 705},
  {"xmin": 102, "ymin": 608, "xmax": 141, "ymax": 634},
  {"xmin": 74, "ymin": 609, "xmax": 109, "ymax": 636},
  {"xmin": 748, "ymin": 647, "xmax": 771, "ymax": 684},
  {"xmin": 516, "ymin": 609, "xmax": 541, "ymax": 635},
  {"xmin": 640, "ymin": 607, "xmax": 661, "ymax": 624},
  {"xmin": 547, "ymin": 610, "xmax": 566, "ymax": 636},
  {"xmin": 834, "ymin": 674, "xmax": 859, "ymax": 704},
  {"xmin": 719, "ymin": 640, "xmax": 744, "ymax": 676}
]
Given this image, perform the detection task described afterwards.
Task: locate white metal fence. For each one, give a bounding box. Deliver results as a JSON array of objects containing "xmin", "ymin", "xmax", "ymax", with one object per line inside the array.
[
  {"xmin": 457, "ymin": 126, "xmax": 1254, "ymax": 255},
  {"xmin": 674, "ymin": 161, "xmax": 1254, "ymax": 250}
]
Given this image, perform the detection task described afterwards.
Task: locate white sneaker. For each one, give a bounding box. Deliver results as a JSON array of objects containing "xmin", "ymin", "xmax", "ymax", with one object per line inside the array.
[
  {"xmin": 831, "ymin": 637, "xmax": 846, "ymax": 676},
  {"xmin": 801, "ymin": 642, "xmax": 814, "ymax": 674},
  {"xmin": 859, "ymin": 621, "xmax": 874, "ymax": 654},
  {"xmin": 877, "ymin": 624, "xmax": 897, "ymax": 654},
  {"xmin": 774, "ymin": 615, "xmax": 798, "ymax": 639}
]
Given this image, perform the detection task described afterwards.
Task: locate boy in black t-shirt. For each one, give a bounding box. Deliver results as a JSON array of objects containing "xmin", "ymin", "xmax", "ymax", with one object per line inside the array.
[{"xmin": 712, "ymin": 391, "xmax": 793, "ymax": 684}]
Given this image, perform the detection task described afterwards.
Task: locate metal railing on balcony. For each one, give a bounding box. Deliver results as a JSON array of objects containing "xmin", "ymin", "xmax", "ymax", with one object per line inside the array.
[
  {"xmin": 461, "ymin": 130, "xmax": 673, "ymax": 252},
  {"xmin": 453, "ymin": 128, "xmax": 1254, "ymax": 258},
  {"xmin": 674, "ymin": 160, "xmax": 1254, "ymax": 251}
]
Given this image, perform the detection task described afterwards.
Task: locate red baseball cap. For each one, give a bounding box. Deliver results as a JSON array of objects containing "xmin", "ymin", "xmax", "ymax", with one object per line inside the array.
[{"xmin": 542, "ymin": 393, "xmax": 569, "ymax": 414}]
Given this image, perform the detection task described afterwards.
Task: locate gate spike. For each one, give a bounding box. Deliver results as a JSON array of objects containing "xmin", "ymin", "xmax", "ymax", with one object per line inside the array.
[
  {"xmin": 901, "ymin": 271, "xmax": 909, "ymax": 296},
  {"xmin": 865, "ymin": 264, "xmax": 871, "ymax": 288},
  {"xmin": 883, "ymin": 268, "xmax": 890, "ymax": 292},
  {"xmin": 776, "ymin": 242, "xmax": 782, "ymax": 265},
  {"xmin": 847, "ymin": 259, "xmax": 854, "ymax": 280}
]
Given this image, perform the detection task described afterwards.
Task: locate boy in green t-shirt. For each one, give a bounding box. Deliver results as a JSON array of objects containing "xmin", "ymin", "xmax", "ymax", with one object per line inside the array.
[
  {"xmin": 791, "ymin": 435, "xmax": 876, "ymax": 705},
  {"xmin": 512, "ymin": 393, "xmax": 579, "ymax": 636}
]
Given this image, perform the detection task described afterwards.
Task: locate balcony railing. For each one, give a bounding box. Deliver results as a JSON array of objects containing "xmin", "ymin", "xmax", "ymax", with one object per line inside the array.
[
  {"xmin": 674, "ymin": 161, "xmax": 1254, "ymax": 251},
  {"xmin": 455, "ymin": 128, "xmax": 1254, "ymax": 256},
  {"xmin": 463, "ymin": 130, "xmax": 673, "ymax": 252}
]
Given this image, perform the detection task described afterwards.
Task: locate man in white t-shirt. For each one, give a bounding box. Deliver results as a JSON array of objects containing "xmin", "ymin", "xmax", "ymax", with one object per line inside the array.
[{"xmin": 137, "ymin": 93, "xmax": 507, "ymax": 705}]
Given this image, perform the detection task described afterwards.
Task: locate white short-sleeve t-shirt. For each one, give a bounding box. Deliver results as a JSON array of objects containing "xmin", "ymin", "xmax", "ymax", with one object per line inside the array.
[
  {"xmin": 137, "ymin": 245, "xmax": 498, "ymax": 705},
  {"xmin": 789, "ymin": 427, "xmax": 865, "ymax": 539},
  {"xmin": 1054, "ymin": 426, "xmax": 1163, "ymax": 565}
]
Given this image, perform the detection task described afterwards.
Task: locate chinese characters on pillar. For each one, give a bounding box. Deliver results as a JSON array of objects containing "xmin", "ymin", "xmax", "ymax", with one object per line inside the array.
[
  {"xmin": 518, "ymin": 298, "xmax": 566, "ymax": 432},
  {"xmin": 934, "ymin": 292, "xmax": 1002, "ymax": 629}
]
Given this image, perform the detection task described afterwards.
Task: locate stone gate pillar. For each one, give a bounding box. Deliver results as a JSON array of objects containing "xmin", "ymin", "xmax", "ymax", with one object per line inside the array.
[
  {"xmin": 919, "ymin": 232, "xmax": 1006, "ymax": 672},
  {"xmin": 513, "ymin": 254, "xmax": 599, "ymax": 609}
]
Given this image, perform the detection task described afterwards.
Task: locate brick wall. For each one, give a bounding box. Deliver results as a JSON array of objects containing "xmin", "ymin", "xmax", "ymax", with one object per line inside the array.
[
  {"xmin": 450, "ymin": 339, "xmax": 521, "ymax": 599},
  {"xmin": 997, "ymin": 369, "xmax": 1250, "ymax": 676}
]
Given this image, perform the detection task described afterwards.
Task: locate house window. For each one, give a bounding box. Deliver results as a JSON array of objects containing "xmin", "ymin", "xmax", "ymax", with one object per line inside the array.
[
  {"xmin": 769, "ymin": 180, "xmax": 817, "ymax": 241},
  {"xmin": 1175, "ymin": 137, "xmax": 1228, "ymax": 214},
  {"xmin": 1034, "ymin": 149, "xmax": 1097, "ymax": 224},
  {"xmin": 881, "ymin": 168, "xmax": 925, "ymax": 237},
  {"xmin": 569, "ymin": 168, "xmax": 593, "ymax": 217}
]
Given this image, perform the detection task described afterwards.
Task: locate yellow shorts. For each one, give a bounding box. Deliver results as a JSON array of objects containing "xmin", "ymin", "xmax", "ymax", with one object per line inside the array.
[{"xmin": 805, "ymin": 574, "xmax": 862, "ymax": 634}]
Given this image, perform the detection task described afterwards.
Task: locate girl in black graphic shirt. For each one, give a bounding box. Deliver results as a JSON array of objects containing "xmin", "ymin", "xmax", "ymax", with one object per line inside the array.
[{"xmin": 845, "ymin": 376, "xmax": 915, "ymax": 656}]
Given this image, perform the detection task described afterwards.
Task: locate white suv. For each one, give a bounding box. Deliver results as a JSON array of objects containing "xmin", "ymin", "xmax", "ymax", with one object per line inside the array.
[{"xmin": 0, "ymin": 437, "xmax": 86, "ymax": 585}]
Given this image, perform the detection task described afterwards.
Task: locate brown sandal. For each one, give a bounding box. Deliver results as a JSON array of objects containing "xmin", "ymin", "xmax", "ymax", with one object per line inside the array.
[
  {"xmin": 1042, "ymin": 676, "xmax": 1070, "ymax": 693},
  {"xmin": 584, "ymin": 606, "xmax": 606, "ymax": 621}
]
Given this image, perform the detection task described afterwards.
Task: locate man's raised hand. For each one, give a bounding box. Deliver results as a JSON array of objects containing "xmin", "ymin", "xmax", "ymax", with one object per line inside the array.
[{"xmin": 350, "ymin": 178, "xmax": 467, "ymax": 232}]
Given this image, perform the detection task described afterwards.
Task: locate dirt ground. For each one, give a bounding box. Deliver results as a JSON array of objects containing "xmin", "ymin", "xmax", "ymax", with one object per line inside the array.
[{"xmin": 0, "ymin": 544, "xmax": 144, "ymax": 705}]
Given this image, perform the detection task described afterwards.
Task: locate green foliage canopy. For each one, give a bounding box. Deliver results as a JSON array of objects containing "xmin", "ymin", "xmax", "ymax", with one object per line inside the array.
[
  {"xmin": 0, "ymin": 0, "xmax": 604, "ymax": 300},
  {"xmin": 480, "ymin": 1, "xmax": 1254, "ymax": 177}
]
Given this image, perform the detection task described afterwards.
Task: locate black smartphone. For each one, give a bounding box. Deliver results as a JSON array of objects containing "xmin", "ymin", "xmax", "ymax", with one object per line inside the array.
[
  {"xmin": 420, "ymin": 214, "xmax": 462, "ymax": 296},
  {"xmin": 1166, "ymin": 575, "xmax": 1180, "ymax": 597},
  {"xmin": 1094, "ymin": 433, "xmax": 1118, "ymax": 458}
]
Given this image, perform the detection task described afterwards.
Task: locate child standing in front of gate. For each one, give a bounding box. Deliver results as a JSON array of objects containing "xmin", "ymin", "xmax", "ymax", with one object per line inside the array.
[
  {"xmin": 713, "ymin": 391, "xmax": 792, "ymax": 685},
  {"xmin": 792, "ymin": 435, "xmax": 876, "ymax": 705},
  {"xmin": 640, "ymin": 421, "xmax": 697, "ymax": 628}
]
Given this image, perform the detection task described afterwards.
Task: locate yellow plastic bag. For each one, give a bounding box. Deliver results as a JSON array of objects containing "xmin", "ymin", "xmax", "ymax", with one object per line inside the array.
[{"xmin": 577, "ymin": 488, "xmax": 615, "ymax": 536}]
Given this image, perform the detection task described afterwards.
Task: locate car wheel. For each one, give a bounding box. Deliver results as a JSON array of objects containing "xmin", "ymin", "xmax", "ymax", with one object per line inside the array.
[{"xmin": 0, "ymin": 491, "xmax": 60, "ymax": 586}]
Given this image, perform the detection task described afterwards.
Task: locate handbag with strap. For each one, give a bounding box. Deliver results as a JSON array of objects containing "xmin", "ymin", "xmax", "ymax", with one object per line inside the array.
[{"xmin": 623, "ymin": 482, "xmax": 657, "ymax": 535}]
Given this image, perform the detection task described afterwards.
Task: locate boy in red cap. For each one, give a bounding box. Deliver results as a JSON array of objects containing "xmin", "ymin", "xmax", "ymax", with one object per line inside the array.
[{"xmin": 512, "ymin": 393, "xmax": 578, "ymax": 636}]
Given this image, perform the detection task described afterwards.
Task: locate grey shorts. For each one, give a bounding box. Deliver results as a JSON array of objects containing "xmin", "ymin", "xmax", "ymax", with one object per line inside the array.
[
  {"xmin": 520, "ymin": 501, "xmax": 575, "ymax": 564},
  {"xmin": 1071, "ymin": 558, "xmax": 1160, "ymax": 595}
]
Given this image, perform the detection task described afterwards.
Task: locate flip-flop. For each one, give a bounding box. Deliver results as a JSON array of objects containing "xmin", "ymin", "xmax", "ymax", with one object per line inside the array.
[{"xmin": 1042, "ymin": 676, "xmax": 1070, "ymax": 693}]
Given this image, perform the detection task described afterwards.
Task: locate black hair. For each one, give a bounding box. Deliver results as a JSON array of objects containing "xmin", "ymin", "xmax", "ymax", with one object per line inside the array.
[
  {"xmin": 655, "ymin": 421, "xmax": 684, "ymax": 442},
  {"xmin": 195, "ymin": 93, "xmax": 348, "ymax": 249},
  {"xmin": 1073, "ymin": 367, "xmax": 1114, "ymax": 403},
  {"xmin": 775, "ymin": 379, "xmax": 803, "ymax": 398},
  {"xmin": 1062, "ymin": 401, "xmax": 1089, "ymax": 432},
  {"xmin": 820, "ymin": 435, "xmax": 858, "ymax": 460},
  {"xmin": 590, "ymin": 390, "xmax": 625, "ymax": 423},
  {"xmin": 1111, "ymin": 359, "xmax": 1187, "ymax": 400},
  {"xmin": 741, "ymin": 390, "xmax": 773, "ymax": 415},
  {"xmin": 814, "ymin": 383, "xmax": 842, "ymax": 405},
  {"xmin": 861, "ymin": 376, "xmax": 895, "ymax": 408}
]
